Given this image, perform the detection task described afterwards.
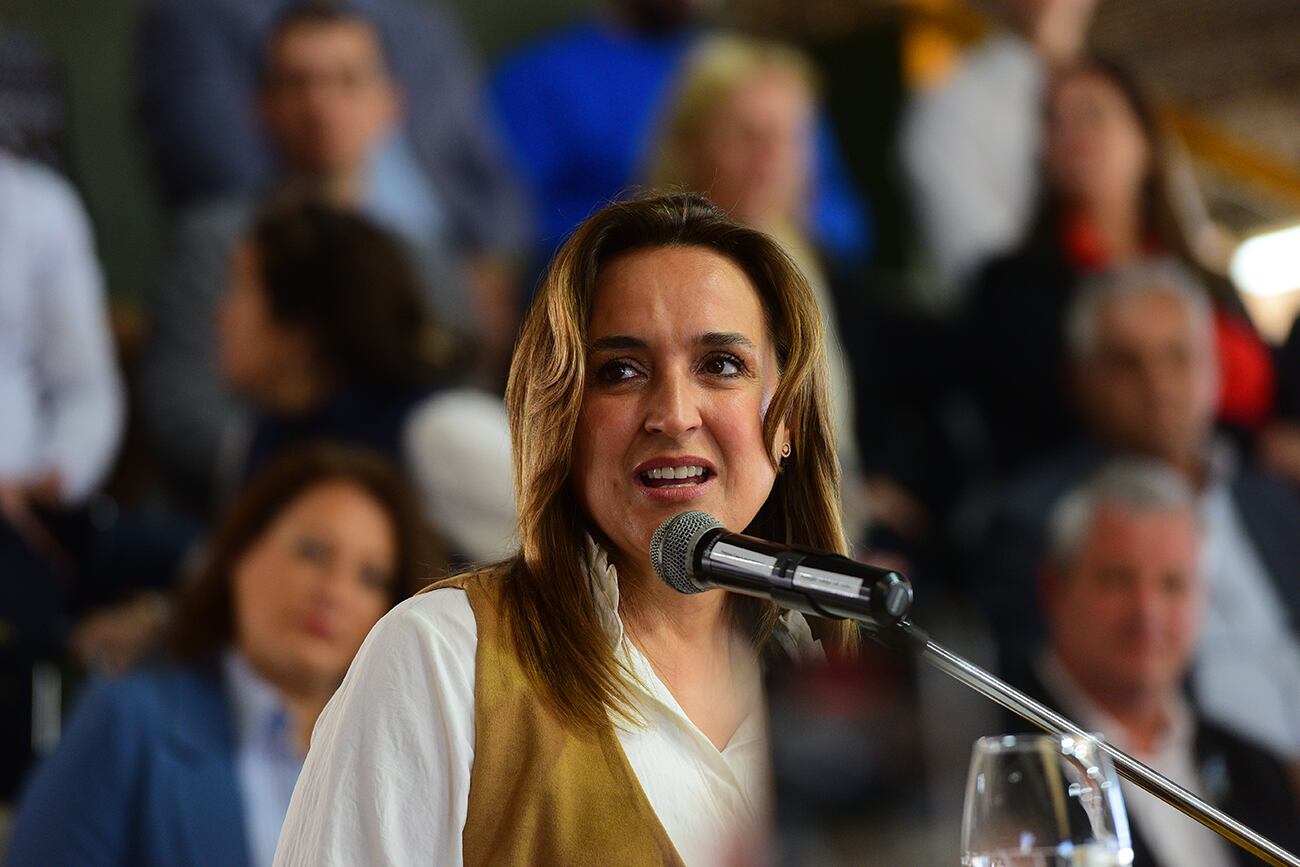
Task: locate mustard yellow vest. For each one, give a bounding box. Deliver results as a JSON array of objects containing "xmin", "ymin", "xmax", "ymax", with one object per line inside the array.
[{"xmin": 425, "ymin": 571, "xmax": 686, "ymax": 866}]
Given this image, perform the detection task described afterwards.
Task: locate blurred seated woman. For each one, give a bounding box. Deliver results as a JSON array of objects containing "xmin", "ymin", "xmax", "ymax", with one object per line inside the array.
[
  {"xmin": 646, "ymin": 36, "xmax": 869, "ymax": 540},
  {"xmin": 216, "ymin": 201, "xmax": 448, "ymax": 494},
  {"xmin": 963, "ymin": 57, "xmax": 1274, "ymax": 475},
  {"xmin": 6, "ymin": 444, "xmax": 431, "ymax": 867},
  {"xmin": 274, "ymin": 192, "xmax": 859, "ymax": 866}
]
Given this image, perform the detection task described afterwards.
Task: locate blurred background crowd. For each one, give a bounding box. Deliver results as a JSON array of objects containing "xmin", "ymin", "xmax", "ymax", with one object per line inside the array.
[{"xmin": 1, "ymin": 0, "xmax": 1298, "ymax": 862}]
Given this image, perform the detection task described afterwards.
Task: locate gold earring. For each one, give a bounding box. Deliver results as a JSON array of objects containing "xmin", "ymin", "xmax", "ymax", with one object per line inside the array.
[{"xmin": 780, "ymin": 442, "xmax": 791, "ymax": 459}]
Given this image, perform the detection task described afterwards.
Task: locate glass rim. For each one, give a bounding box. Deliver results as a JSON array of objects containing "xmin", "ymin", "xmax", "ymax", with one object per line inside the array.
[{"xmin": 972, "ymin": 732, "xmax": 1109, "ymax": 756}]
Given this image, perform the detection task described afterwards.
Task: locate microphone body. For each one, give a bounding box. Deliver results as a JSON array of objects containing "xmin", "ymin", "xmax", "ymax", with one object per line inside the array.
[{"xmin": 650, "ymin": 512, "xmax": 913, "ymax": 626}]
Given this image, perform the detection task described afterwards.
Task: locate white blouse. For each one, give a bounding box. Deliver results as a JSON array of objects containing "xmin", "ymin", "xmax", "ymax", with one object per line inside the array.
[{"xmin": 274, "ymin": 548, "xmax": 821, "ymax": 866}]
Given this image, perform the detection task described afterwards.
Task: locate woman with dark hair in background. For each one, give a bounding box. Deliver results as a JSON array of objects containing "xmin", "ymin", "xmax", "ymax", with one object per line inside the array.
[
  {"xmin": 962, "ymin": 58, "xmax": 1274, "ymax": 476},
  {"xmin": 217, "ymin": 201, "xmax": 449, "ymax": 493},
  {"xmin": 5, "ymin": 444, "xmax": 431, "ymax": 867}
]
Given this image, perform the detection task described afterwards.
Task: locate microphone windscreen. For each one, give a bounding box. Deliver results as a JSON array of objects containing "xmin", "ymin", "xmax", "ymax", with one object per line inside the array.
[{"xmin": 649, "ymin": 511, "xmax": 722, "ymax": 594}]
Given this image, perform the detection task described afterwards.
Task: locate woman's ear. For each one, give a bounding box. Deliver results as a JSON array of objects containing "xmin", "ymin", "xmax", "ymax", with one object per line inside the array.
[{"xmin": 773, "ymin": 416, "xmax": 791, "ymax": 467}]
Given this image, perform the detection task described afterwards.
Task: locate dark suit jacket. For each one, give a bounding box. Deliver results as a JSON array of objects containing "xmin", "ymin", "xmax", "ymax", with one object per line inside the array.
[
  {"xmin": 962, "ymin": 240, "xmax": 1082, "ymax": 476},
  {"xmin": 1001, "ymin": 666, "xmax": 1300, "ymax": 867},
  {"xmin": 5, "ymin": 662, "xmax": 251, "ymax": 867},
  {"xmin": 973, "ymin": 439, "xmax": 1300, "ymax": 673}
]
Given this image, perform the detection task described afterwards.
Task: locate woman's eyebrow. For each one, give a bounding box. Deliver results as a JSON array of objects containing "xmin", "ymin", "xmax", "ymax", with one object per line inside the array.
[
  {"xmin": 587, "ymin": 333, "xmax": 755, "ymax": 351},
  {"xmin": 587, "ymin": 335, "xmax": 647, "ymax": 352},
  {"xmin": 699, "ymin": 332, "xmax": 755, "ymax": 350}
]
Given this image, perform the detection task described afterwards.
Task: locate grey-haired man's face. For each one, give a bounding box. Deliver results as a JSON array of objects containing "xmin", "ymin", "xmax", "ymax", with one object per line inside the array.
[
  {"xmin": 1074, "ymin": 290, "xmax": 1217, "ymax": 464},
  {"xmin": 1047, "ymin": 503, "xmax": 1201, "ymax": 703}
]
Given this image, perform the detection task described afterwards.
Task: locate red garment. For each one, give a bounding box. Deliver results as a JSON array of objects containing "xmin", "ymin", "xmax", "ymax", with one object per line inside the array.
[
  {"xmin": 1059, "ymin": 213, "xmax": 1162, "ymax": 271},
  {"xmin": 1215, "ymin": 309, "xmax": 1276, "ymax": 428}
]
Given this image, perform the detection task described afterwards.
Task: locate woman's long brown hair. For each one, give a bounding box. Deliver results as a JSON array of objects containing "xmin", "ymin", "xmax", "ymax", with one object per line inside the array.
[
  {"xmin": 171, "ymin": 443, "xmax": 433, "ymax": 662},
  {"xmin": 1037, "ymin": 58, "xmax": 1249, "ymax": 315},
  {"xmin": 491, "ymin": 191, "xmax": 858, "ymax": 733}
]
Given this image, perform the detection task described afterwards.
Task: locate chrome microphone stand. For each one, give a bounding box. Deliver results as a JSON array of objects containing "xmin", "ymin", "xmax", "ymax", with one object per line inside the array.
[{"xmin": 871, "ymin": 619, "xmax": 1300, "ymax": 867}]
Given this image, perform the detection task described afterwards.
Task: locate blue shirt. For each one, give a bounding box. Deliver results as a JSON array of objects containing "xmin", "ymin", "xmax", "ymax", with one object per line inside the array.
[
  {"xmin": 223, "ymin": 652, "xmax": 305, "ymax": 867},
  {"xmin": 366, "ymin": 133, "xmax": 447, "ymax": 248},
  {"xmin": 490, "ymin": 20, "xmax": 871, "ymax": 262}
]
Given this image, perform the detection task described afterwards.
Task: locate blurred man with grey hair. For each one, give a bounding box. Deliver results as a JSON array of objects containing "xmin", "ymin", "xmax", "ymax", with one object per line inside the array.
[
  {"xmin": 975, "ymin": 256, "xmax": 1300, "ymax": 759},
  {"xmin": 1010, "ymin": 458, "xmax": 1299, "ymax": 867}
]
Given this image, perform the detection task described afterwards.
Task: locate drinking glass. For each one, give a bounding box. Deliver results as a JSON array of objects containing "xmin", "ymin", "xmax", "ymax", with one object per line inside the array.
[{"xmin": 961, "ymin": 733, "xmax": 1133, "ymax": 866}]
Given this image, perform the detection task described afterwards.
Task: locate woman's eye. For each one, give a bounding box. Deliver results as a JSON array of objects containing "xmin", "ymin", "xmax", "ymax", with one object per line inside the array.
[
  {"xmin": 701, "ymin": 354, "xmax": 744, "ymax": 377},
  {"xmin": 295, "ymin": 537, "xmax": 332, "ymax": 564},
  {"xmin": 359, "ymin": 565, "xmax": 393, "ymax": 591},
  {"xmin": 595, "ymin": 360, "xmax": 641, "ymax": 384}
]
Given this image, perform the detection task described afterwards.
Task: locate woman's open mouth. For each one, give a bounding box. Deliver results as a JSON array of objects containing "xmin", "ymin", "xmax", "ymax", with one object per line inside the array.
[
  {"xmin": 638, "ymin": 464, "xmax": 713, "ymax": 488},
  {"xmin": 632, "ymin": 458, "xmax": 718, "ymax": 500}
]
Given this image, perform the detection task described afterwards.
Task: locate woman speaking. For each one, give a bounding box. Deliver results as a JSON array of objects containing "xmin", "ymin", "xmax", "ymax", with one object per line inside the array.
[{"xmin": 274, "ymin": 192, "xmax": 858, "ymax": 866}]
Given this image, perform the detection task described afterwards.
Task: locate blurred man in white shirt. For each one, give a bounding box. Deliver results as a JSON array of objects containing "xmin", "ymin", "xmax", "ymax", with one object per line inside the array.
[
  {"xmin": 0, "ymin": 149, "xmax": 123, "ymax": 553},
  {"xmin": 0, "ymin": 147, "xmax": 124, "ymax": 798}
]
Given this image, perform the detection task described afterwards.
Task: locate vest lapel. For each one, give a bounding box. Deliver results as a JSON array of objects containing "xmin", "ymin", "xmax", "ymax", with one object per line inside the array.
[{"xmin": 439, "ymin": 572, "xmax": 685, "ymax": 867}]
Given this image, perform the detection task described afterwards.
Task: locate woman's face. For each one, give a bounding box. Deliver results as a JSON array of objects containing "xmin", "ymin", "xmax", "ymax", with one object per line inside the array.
[
  {"xmin": 217, "ymin": 242, "xmax": 313, "ymax": 397},
  {"xmin": 232, "ymin": 480, "xmax": 396, "ymax": 690},
  {"xmin": 692, "ymin": 69, "xmax": 814, "ymax": 229},
  {"xmin": 1045, "ymin": 69, "xmax": 1151, "ymax": 210},
  {"xmin": 571, "ymin": 244, "xmax": 786, "ymax": 575}
]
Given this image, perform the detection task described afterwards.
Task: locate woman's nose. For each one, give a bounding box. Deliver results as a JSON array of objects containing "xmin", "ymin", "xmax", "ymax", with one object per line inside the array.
[
  {"xmin": 313, "ymin": 563, "xmax": 352, "ymax": 605},
  {"xmin": 643, "ymin": 372, "xmax": 702, "ymax": 438}
]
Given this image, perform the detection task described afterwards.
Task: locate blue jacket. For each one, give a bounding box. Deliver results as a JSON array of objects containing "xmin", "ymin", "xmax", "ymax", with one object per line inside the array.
[{"xmin": 6, "ymin": 663, "xmax": 251, "ymax": 867}]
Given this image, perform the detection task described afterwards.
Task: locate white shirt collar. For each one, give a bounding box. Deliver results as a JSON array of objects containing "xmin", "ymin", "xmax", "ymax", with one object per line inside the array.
[
  {"xmin": 1201, "ymin": 434, "xmax": 1241, "ymax": 494},
  {"xmin": 1036, "ymin": 651, "xmax": 1194, "ymax": 760},
  {"xmin": 1036, "ymin": 658, "xmax": 1237, "ymax": 867}
]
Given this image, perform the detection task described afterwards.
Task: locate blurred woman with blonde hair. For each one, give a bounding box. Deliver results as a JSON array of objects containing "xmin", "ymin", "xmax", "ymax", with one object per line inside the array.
[{"xmin": 647, "ymin": 35, "xmax": 868, "ymax": 539}]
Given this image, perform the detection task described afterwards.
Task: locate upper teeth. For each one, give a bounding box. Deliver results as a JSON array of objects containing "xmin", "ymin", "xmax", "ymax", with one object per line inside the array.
[{"xmin": 645, "ymin": 466, "xmax": 705, "ymax": 480}]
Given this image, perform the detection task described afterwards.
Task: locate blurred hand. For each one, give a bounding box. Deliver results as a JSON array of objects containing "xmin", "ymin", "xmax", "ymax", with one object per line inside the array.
[
  {"xmin": 1013, "ymin": 0, "xmax": 1099, "ymax": 67},
  {"xmin": 0, "ymin": 477, "xmax": 67, "ymax": 569},
  {"xmin": 855, "ymin": 547, "xmax": 915, "ymax": 578},
  {"xmin": 864, "ymin": 475, "xmax": 932, "ymax": 543},
  {"xmin": 26, "ymin": 470, "xmax": 63, "ymax": 508},
  {"xmin": 1260, "ymin": 423, "xmax": 1300, "ymax": 488},
  {"xmin": 466, "ymin": 255, "xmax": 520, "ymax": 386},
  {"xmin": 72, "ymin": 594, "xmax": 171, "ymax": 677},
  {"xmin": 0, "ymin": 479, "xmax": 33, "ymax": 527}
]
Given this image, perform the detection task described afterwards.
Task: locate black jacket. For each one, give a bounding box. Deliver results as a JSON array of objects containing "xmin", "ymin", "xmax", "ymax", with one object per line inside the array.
[{"xmin": 962, "ymin": 241, "xmax": 1081, "ymax": 475}]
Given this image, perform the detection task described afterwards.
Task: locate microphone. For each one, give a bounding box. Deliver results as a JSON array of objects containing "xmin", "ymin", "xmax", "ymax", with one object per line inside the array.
[
  {"xmin": 649, "ymin": 511, "xmax": 913, "ymax": 625},
  {"xmin": 652, "ymin": 516, "xmax": 1300, "ymax": 867}
]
